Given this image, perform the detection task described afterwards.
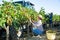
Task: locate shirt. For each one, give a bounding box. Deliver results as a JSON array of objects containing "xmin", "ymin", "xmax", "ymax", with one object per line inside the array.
[{"xmin": 32, "ymin": 20, "xmax": 44, "ymax": 31}]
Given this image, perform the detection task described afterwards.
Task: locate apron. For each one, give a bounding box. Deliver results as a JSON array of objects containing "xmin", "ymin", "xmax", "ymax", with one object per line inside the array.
[{"xmin": 32, "ymin": 20, "xmax": 44, "ymax": 35}]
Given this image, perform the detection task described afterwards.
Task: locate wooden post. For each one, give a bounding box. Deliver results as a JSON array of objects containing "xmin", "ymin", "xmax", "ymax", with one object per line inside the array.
[
  {"xmin": 27, "ymin": 22, "xmax": 31, "ymax": 38},
  {"xmin": 27, "ymin": 23, "xmax": 30, "ymax": 37}
]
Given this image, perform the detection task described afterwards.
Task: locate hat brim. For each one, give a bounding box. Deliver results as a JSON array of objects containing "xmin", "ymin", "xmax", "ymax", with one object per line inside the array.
[{"xmin": 38, "ymin": 16, "xmax": 42, "ymax": 20}]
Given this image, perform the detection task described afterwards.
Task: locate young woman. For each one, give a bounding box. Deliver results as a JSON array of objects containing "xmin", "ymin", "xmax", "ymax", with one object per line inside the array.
[{"xmin": 32, "ymin": 15, "xmax": 44, "ymax": 36}]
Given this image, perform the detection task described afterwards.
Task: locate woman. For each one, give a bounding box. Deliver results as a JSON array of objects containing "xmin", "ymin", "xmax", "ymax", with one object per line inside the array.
[{"xmin": 32, "ymin": 15, "xmax": 44, "ymax": 36}]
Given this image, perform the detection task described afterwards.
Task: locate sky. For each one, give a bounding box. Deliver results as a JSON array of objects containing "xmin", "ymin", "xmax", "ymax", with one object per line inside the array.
[{"xmin": 0, "ymin": 0, "xmax": 60, "ymax": 15}]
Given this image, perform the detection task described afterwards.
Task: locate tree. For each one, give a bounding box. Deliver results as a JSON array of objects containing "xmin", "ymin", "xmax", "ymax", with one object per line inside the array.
[
  {"xmin": 39, "ymin": 7, "xmax": 46, "ymax": 23},
  {"xmin": 53, "ymin": 14, "xmax": 60, "ymax": 21},
  {"xmin": 0, "ymin": 0, "xmax": 38, "ymax": 40}
]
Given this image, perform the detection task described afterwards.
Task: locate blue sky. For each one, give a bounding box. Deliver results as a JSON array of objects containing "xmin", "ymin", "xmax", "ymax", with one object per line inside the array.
[{"xmin": 0, "ymin": 0, "xmax": 60, "ymax": 15}]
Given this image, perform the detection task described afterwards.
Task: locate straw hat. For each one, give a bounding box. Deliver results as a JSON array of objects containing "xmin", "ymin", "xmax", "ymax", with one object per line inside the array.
[{"xmin": 38, "ymin": 15, "xmax": 43, "ymax": 20}]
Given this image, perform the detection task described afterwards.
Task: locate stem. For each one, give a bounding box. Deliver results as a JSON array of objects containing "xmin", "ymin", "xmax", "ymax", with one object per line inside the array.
[{"xmin": 6, "ymin": 26, "xmax": 9, "ymax": 40}]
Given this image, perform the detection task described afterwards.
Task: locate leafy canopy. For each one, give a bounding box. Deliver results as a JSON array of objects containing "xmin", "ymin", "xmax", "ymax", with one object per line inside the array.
[{"xmin": 0, "ymin": 1, "xmax": 38, "ymax": 29}]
